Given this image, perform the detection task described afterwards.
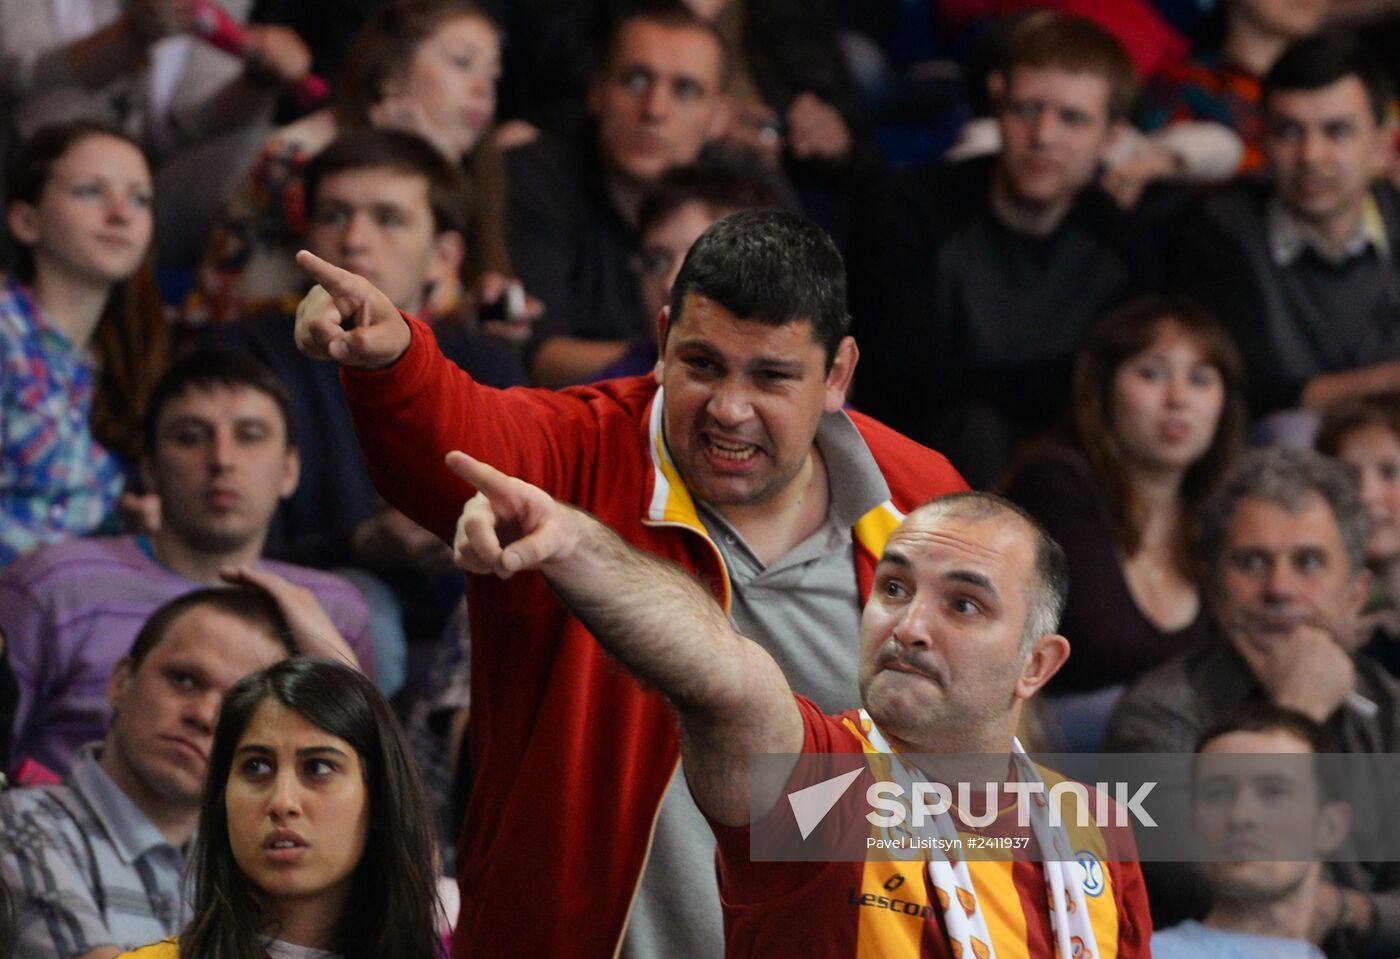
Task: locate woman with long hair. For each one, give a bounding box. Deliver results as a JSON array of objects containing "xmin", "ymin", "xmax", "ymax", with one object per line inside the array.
[
  {"xmin": 1, "ymin": 120, "xmax": 167, "ymax": 568},
  {"xmin": 193, "ymin": 0, "xmax": 516, "ymax": 332},
  {"xmin": 1003, "ymin": 296, "xmax": 1246, "ymax": 714},
  {"xmin": 118, "ymin": 657, "xmax": 440, "ymax": 959}
]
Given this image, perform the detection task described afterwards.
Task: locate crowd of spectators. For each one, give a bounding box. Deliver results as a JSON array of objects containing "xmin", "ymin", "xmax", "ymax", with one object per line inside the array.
[{"xmin": 5, "ymin": 0, "xmax": 1400, "ymax": 957}]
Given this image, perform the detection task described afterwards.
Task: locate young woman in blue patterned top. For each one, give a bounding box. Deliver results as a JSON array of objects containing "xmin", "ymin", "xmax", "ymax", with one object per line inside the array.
[{"xmin": 1, "ymin": 120, "xmax": 168, "ymax": 567}]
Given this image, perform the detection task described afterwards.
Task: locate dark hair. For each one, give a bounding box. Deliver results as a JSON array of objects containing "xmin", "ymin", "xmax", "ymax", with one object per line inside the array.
[
  {"xmin": 304, "ymin": 128, "xmax": 472, "ymax": 238},
  {"xmin": 914, "ymin": 491, "xmax": 1070, "ymax": 650},
  {"xmin": 1316, "ymin": 395, "xmax": 1400, "ymax": 459},
  {"xmin": 602, "ymin": 4, "xmax": 727, "ymax": 82},
  {"xmin": 1196, "ymin": 701, "xmax": 1335, "ymax": 755},
  {"xmin": 999, "ymin": 12, "xmax": 1138, "ymax": 120},
  {"xmin": 638, "ymin": 162, "xmax": 784, "ymax": 237},
  {"xmin": 667, "ymin": 209, "xmax": 849, "ymax": 366},
  {"xmin": 6, "ymin": 120, "xmax": 168, "ymax": 464},
  {"xmin": 182, "ymin": 658, "xmax": 440, "ymax": 959},
  {"xmin": 334, "ymin": 1, "xmax": 511, "ymax": 281},
  {"xmin": 1195, "ymin": 702, "xmax": 1340, "ymax": 803},
  {"xmin": 1263, "ymin": 27, "xmax": 1391, "ymax": 125},
  {"xmin": 335, "ymin": 1, "xmax": 493, "ymax": 130},
  {"xmin": 1201, "ymin": 446, "xmax": 1369, "ymax": 577},
  {"xmin": 1071, "ymin": 295, "xmax": 1245, "ymax": 559},
  {"xmin": 126, "ymin": 587, "xmax": 296, "ymax": 669},
  {"xmin": 142, "ymin": 351, "xmax": 296, "ymax": 460}
]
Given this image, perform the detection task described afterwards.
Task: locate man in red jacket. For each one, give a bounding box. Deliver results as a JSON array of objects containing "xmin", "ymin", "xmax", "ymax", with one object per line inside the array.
[
  {"xmin": 294, "ymin": 209, "xmax": 967, "ymax": 957},
  {"xmin": 447, "ymin": 460, "xmax": 1152, "ymax": 959}
]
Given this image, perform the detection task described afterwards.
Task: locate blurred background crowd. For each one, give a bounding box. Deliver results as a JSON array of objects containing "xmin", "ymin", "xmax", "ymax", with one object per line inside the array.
[{"xmin": 6, "ymin": 0, "xmax": 1400, "ymax": 956}]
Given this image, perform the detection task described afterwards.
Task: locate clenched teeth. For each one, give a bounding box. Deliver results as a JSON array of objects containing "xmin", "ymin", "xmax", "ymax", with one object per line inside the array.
[{"xmin": 708, "ymin": 438, "xmax": 757, "ymax": 460}]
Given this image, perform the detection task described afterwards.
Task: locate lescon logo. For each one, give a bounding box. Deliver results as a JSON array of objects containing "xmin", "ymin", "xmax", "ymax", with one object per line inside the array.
[{"xmin": 788, "ymin": 769, "xmax": 864, "ymax": 839}]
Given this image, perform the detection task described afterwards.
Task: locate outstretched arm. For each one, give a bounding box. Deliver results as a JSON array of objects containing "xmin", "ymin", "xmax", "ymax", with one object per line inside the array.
[{"xmin": 447, "ymin": 452, "xmax": 804, "ymax": 825}]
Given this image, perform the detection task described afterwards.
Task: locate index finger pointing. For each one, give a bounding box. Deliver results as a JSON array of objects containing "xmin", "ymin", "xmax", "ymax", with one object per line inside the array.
[
  {"xmin": 296, "ymin": 249, "xmax": 364, "ymax": 299},
  {"xmin": 445, "ymin": 451, "xmax": 515, "ymax": 498}
]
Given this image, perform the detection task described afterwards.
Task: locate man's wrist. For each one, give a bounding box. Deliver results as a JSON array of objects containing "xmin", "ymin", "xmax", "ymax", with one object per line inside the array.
[{"xmin": 1272, "ymin": 690, "xmax": 1338, "ymax": 723}]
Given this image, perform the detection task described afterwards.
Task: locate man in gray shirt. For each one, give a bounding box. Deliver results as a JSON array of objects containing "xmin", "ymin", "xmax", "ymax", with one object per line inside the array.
[{"xmin": 0, "ymin": 585, "xmax": 353, "ymax": 959}]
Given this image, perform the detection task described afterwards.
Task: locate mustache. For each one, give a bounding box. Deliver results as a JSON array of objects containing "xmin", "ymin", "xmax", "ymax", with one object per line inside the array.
[{"xmin": 874, "ymin": 640, "xmax": 947, "ymax": 685}]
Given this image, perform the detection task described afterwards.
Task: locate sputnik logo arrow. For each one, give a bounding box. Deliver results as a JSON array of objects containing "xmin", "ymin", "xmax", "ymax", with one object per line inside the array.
[{"xmin": 788, "ymin": 769, "xmax": 864, "ymax": 840}]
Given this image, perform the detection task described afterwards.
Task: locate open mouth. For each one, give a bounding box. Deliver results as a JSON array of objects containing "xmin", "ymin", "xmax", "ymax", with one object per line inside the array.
[
  {"xmin": 707, "ymin": 436, "xmax": 759, "ymax": 462},
  {"xmin": 263, "ymin": 830, "xmax": 309, "ymax": 860},
  {"xmin": 1159, "ymin": 420, "xmax": 1189, "ymax": 443}
]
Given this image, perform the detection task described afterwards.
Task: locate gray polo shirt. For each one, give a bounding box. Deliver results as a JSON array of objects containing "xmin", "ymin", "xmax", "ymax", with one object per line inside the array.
[
  {"xmin": 621, "ymin": 410, "xmax": 891, "ymax": 959},
  {"xmin": 0, "ymin": 744, "xmax": 188, "ymax": 959}
]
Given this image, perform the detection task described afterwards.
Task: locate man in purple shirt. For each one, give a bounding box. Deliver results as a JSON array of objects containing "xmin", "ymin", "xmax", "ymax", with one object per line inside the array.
[{"xmin": 0, "ymin": 351, "xmax": 374, "ymax": 776}]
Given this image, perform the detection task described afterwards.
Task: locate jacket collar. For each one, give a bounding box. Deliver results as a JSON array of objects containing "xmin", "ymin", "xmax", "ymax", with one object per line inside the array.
[{"xmin": 640, "ymin": 387, "xmax": 908, "ymax": 577}]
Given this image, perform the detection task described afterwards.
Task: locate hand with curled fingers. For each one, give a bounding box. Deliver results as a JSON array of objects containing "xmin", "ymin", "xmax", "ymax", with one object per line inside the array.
[
  {"xmin": 446, "ymin": 451, "xmax": 583, "ymax": 578},
  {"xmin": 1224, "ymin": 613, "xmax": 1356, "ymax": 722},
  {"xmin": 219, "ymin": 564, "xmax": 361, "ymax": 671},
  {"xmin": 369, "ymin": 94, "xmax": 465, "ymax": 160},
  {"xmin": 242, "ymin": 23, "xmax": 313, "ymax": 86},
  {"xmin": 293, "ymin": 250, "xmax": 411, "ymax": 368}
]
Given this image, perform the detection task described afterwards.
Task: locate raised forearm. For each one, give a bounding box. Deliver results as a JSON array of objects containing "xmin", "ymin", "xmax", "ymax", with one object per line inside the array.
[
  {"xmin": 1301, "ymin": 360, "xmax": 1400, "ymax": 410},
  {"xmin": 542, "ymin": 514, "xmax": 752, "ymax": 714},
  {"xmin": 542, "ymin": 512, "xmax": 802, "ymax": 823},
  {"xmin": 528, "ymin": 337, "xmax": 632, "ymax": 388}
]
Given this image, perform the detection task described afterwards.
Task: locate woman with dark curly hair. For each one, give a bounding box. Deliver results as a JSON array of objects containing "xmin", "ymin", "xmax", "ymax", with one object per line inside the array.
[{"xmin": 118, "ymin": 658, "xmax": 441, "ymax": 959}]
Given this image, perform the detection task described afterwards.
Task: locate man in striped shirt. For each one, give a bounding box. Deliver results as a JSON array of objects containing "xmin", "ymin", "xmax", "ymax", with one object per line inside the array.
[{"xmin": 0, "ymin": 589, "xmax": 296, "ymax": 959}]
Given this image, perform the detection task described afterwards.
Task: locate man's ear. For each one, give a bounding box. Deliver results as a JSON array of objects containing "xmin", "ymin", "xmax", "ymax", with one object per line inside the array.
[
  {"xmin": 653, "ymin": 306, "xmax": 671, "ymax": 383},
  {"xmin": 7, "ymin": 201, "xmax": 40, "ymax": 247},
  {"xmin": 822, "ymin": 336, "xmax": 858, "ymax": 413},
  {"xmin": 1014, "ymin": 634, "xmax": 1071, "ymax": 702},
  {"xmin": 1316, "ymin": 800, "xmax": 1353, "ymax": 855},
  {"xmin": 428, "ymin": 230, "xmax": 466, "ymax": 288},
  {"xmin": 1372, "ymin": 120, "xmax": 1396, "ymax": 177},
  {"xmin": 279, "ymin": 446, "xmax": 301, "ymax": 500},
  {"xmin": 986, "ymin": 69, "xmax": 1006, "ymax": 109},
  {"xmin": 108, "ymin": 655, "xmax": 136, "ymax": 711},
  {"xmin": 705, "ymin": 94, "xmax": 731, "ymax": 142}
]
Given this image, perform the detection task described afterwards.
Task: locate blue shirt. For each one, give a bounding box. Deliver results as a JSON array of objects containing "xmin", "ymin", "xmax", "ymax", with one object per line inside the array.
[
  {"xmin": 1153, "ymin": 920, "xmax": 1326, "ymax": 959},
  {"xmin": 0, "ymin": 275, "xmax": 123, "ymax": 568}
]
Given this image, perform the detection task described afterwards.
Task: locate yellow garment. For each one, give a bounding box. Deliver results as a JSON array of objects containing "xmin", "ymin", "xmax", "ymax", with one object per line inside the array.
[
  {"xmin": 840, "ymin": 715, "xmax": 1125, "ymax": 959},
  {"xmin": 115, "ymin": 938, "xmax": 179, "ymax": 958}
]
